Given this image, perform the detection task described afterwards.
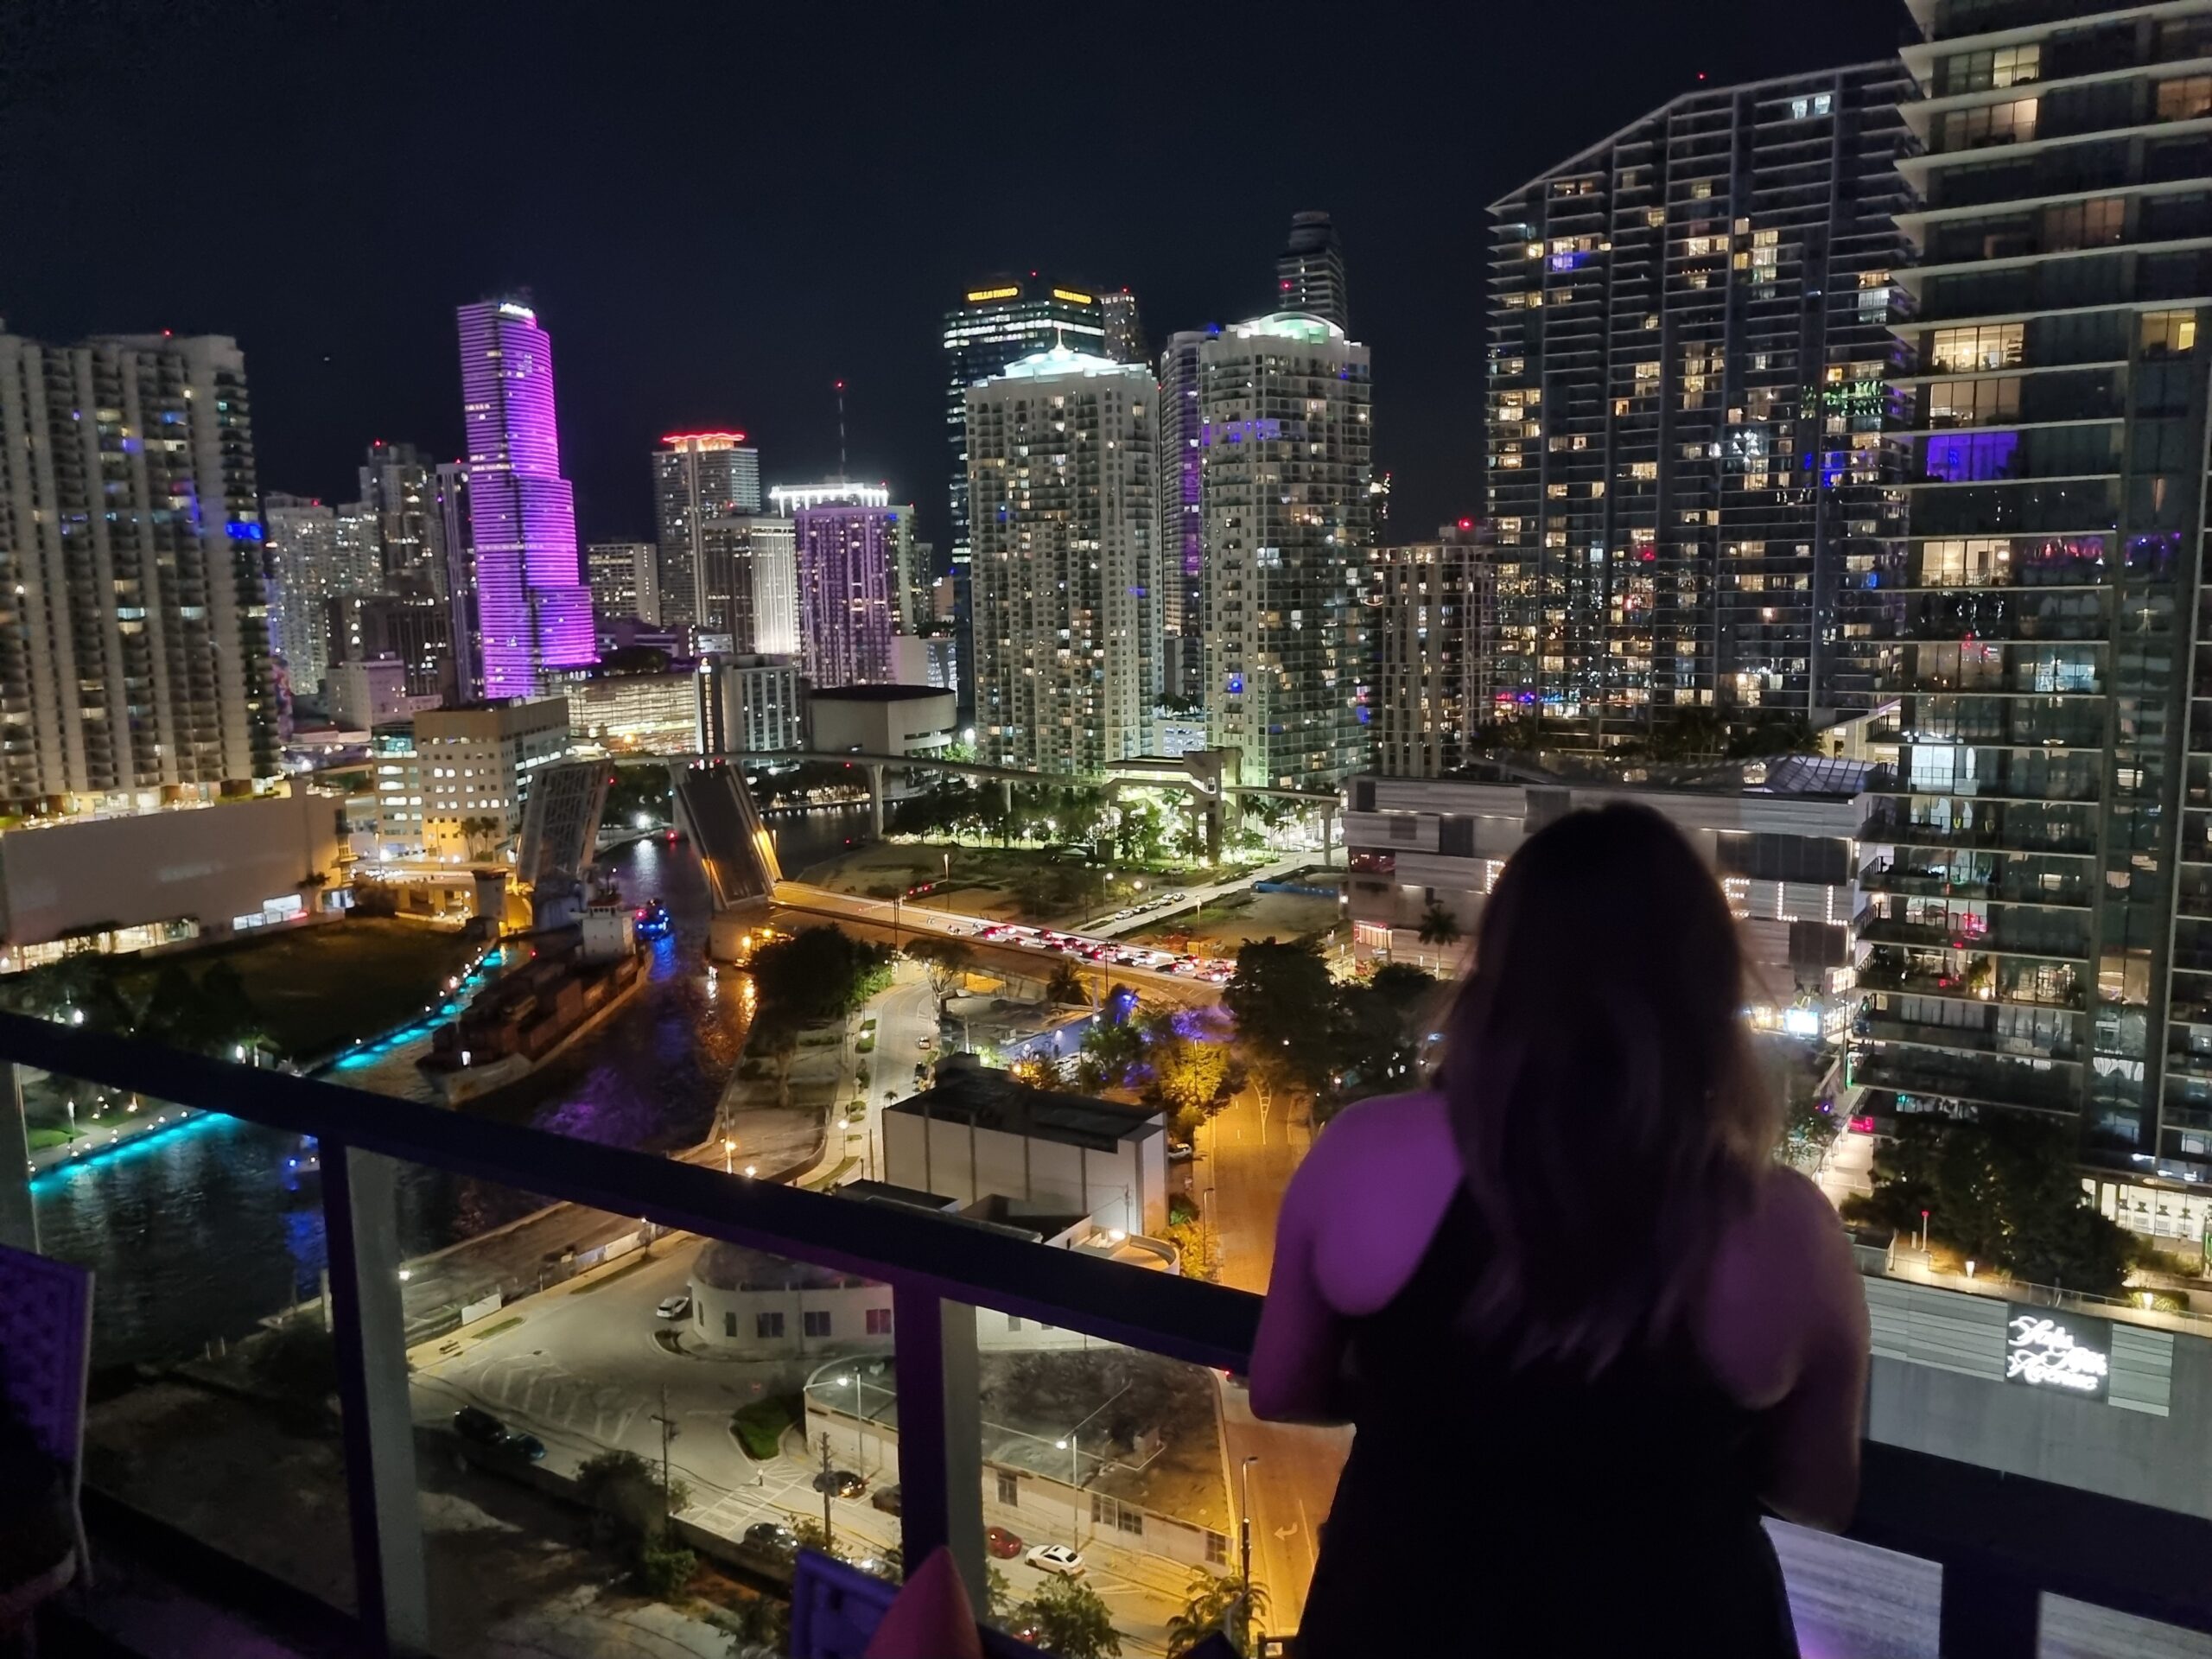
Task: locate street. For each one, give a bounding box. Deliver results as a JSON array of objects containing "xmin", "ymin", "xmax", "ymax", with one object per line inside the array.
[{"xmin": 409, "ymin": 1236, "xmax": 1202, "ymax": 1651}]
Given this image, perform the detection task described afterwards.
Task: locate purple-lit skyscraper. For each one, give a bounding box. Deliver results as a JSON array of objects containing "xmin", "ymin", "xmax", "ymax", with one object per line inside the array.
[
  {"xmin": 793, "ymin": 505, "xmax": 898, "ymax": 687},
  {"xmin": 455, "ymin": 298, "xmax": 596, "ymax": 697}
]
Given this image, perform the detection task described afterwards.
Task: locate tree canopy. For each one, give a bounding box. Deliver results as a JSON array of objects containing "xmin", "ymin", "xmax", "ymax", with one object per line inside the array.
[{"xmin": 748, "ymin": 925, "xmax": 893, "ymax": 1022}]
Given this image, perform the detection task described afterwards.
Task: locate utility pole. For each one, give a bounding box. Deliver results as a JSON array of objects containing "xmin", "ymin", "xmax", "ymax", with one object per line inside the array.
[
  {"xmin": 818, "ymin": 1430, "xmax": 836, "ymax": 1546},
  {"xmin": 1239, "ymin": 1455, "xmax": 1262, "ymax": 1642},
  {"xmin": 652, "ymin": 1387, "xmax": 679, "ymax": 1516}
]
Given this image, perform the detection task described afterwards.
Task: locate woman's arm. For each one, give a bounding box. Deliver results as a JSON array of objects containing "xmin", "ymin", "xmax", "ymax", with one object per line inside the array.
[
  {"xmin": 1248, "ymin": 1128, "xmax": 1353, "ymax": 1424},
  {"xmin": 1706, "ymin": 1167, "xmax": 1871, "ymax": 1530}
]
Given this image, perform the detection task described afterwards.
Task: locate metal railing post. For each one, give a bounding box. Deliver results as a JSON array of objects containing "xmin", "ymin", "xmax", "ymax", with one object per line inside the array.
[
  {"xmin": 323, "ymin": 1141, "xmax": 430, "ymax": 1653},
  {"xmin": 0, "ymin": 1063, "xmax": 36, "ymax": 1252},
  {"xmin": 891, "ymin": 1283, "xmax": 985, "ymax": 1611}
]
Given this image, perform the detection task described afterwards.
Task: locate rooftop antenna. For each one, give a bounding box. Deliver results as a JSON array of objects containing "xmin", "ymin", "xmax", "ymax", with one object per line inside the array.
[{"xmin": 835, "ymin": 379, "xmax": 847, "ymax": 481}]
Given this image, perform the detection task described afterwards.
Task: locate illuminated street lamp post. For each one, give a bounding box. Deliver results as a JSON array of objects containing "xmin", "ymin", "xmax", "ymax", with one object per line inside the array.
[{"xmin": 723, "ymin": 1138, "xmax": 736, "ymax": 1174}]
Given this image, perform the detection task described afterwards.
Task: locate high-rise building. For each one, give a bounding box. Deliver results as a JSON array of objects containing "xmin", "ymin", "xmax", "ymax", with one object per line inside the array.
[
  {"xmin": 359, "ymin": 440, "xmax": 448, "ymax": 595},
  {"xmin": 1155, "ymin": 328, "xmax": 1212, "ymax": 704},
  {"xmin": 454, "ymin": 297, "xmax": 596, "ymax": 698},
  {"xmin": 1855, "ymin": 3, "xmax": 2212, "ymax": 1219},
  {"xmin": 434, "ymin": 461, "xmax": 478, "ymax": 702},
  {"xmin": 653, "ymin": 432, "xmax": 762, "ymax": 635},
  {"xmin": 1200, "ymin": 314, "xmax": 1373, "ymax": 789},
  {"xmin": 334, "ymin": 500, "xmax": 385, "ymax": 595},
  {"xmin": 1484, "ymin": 67, "xmax": 1913, "ymax": 743},
  {"xmin": 326, "ymin": 591, "xmax": 454, "ymax": 702},
  {"xmin": 943, "ymin": 280, "xmax": 1110, "ymax": 722},
  {"xmin": 586, "ymin": 541, "xmax": 653, "ymax": 635},
  {"xmin": 967, "ymin": 346, "xmax": 1157, "ymax": 773},
  {"xmin": 793, "ymin": 505, "xmax": 898, "ymax": 687},
  {"xmin": 768, "ymin": 481, "xmax": 891, "ymax": 515},
  {"xmin": 1274, "ymin": 211, "xmax": 1349, "ymax": 330},
  {"xmin": 697, "ymin": 515, "xmax": 800, "ymax": 657},
  {"xmin": 0, "ymin": 329, "xmax": 277, "ymax": 808},
  {"xmin": 265, "ymin": 494, "xmax": 342, "ymax": 699},
  {"xmin": 1102, "ymin": 288, "xmax": 1147, "ymax": 365},
  {"xmin": 1371, "ymin": 524, "xmax": 1495, "ymax": 779}
]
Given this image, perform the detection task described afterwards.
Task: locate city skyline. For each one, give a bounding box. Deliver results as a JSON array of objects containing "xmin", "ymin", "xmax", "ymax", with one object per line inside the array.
[{"xmin": 0, "ymin": 5, "xmax": 1900, "ymax": 550}]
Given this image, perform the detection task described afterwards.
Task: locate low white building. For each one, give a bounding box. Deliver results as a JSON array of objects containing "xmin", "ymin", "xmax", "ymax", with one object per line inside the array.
[
  {"xmin": 0, "ymin": 785, "xmax": 349, "ymax": 969},
  {"xmin": 327, "ymin": 658, "xmax": 433, "ymax": 730},
  {"xmin": 1342, "ymin": 760, "xmax": 1868, "ymax": 1035},
  {"xmin": 413, "ymin": 697, "xmax": 570, "ymax": 857},
  {"xmin": 882, "ymin": 1064, "xmax": 1170, "ymax": 1239},
  {"xmin": 808, "ymin": 684, "xmax": 957, "ymax": 759}
]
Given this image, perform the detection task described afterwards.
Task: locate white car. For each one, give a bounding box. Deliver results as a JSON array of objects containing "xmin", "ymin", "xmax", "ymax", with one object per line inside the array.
[
  {"xmin": 1026, "ymin": 1543, "xmax": 1085, "ymax": 1578},
  {"xmin": 656, "ymin": 1294, "xmax": 691, "ymax": 1320}
]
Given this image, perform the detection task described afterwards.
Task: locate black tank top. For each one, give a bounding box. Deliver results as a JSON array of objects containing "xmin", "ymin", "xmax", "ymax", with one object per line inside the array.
[{"xmin": 1294, "ymin": 1188, "xmax": 1799, "ymax": 1657}]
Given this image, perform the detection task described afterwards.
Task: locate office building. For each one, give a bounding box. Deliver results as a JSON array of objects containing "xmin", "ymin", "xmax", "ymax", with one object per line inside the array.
[
  {"xmin": 1200, "ymin": 313, "xmax": 1373, "ymax": 789},
  {"xmin": 696, "ymin": 652, "xmax": 803, "ymax": 755},
  {"xmin": 454, "ymin": 298, "xmax": 595, "ymax": 699},
  {"xmin": 325, "ymin": 591, "xmax": 453, "ymax": 702},
  {"xmin": 943, "ymin": 279, "xmax": 1111, "ymax": 722},
  {"xmin": 1854, "ymin": 2, "xmax": 2212, "ymax": 1219},
  {"xmin": 1343, "ymin": 766, "xmax": 1862, "ymax": 1033},
  {"xmin": 334, "ymin": 501, "xmax": 386, "ymax": 595},
  {"xmin": 698, "ymin": 515, "xmax": 801, "ymax": 657},
  {"xmin": 1275, "ymin": 211, "xmax": 1349, "ymax": 329},
  {"xmin": 1372, "ymin": 524, "xmax": 1496, "ymax": 778},
  {"xmin": 0, "ymin": 328, "xmax": 279, "ymax": 810},
  {"xmin": 1484, "ymin": 66, "xmax": 1913, "ymax": 741},
  {"xmin": 327, "ymin": 658, "xmax": 421, "ymax": 729},
  {"xmin": 413, "ymin": 696, "xmax": 569, "ymax": 856},
  {"xmin": 585, "ymin": 541, "xmax": 653, "ymax": 635},
  {"xmin": 967, "ymin": 346, "xmax": 1157, "ymax": 772},
  {"xmin": 358, "ymin": 440, "xmax": 446, "ymax": 595},
  {"xmin": 768, "ymin": 481, "xmax": 890, "ymax": 515},
  {"xmin": 1102, "ymin": 287, "xmax": 1147, "ymax": 364},
  {"xmin": 654, "ymin": 432, "xmax": 761, "ymax": 634},
  {"xmin": 1156, "ymin": 328, "xmax": 1211, "ymax": 702},
  {"xmin": 794, "ymin": 505, "xmax": 898, "ymax": 687},
  {"xmin": 265, "ymin": 494, "xmax": 343, "ymax": 698},
  {"xmin": 569, "ymin": 669, "xmax": 702, "ymax": 753}
]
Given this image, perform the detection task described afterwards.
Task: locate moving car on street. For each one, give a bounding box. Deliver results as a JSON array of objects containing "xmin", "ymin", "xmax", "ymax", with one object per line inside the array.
[
  {"xmin": 451, "ymin": 1406, "xmax": 545, "ymax": 1462},
  {"xmin": 811, "ymin": 1467, "xmax": 867, "ymax": 1498},
  {"xmin": 743, "ymin": 1522, "xmax": 799, "ymax": 1557},
  {"xmin": 985, "ymin": 1527, "xmax": 1024, "ymax": 1559},
  {"xmin": 655, "ymin": 1294, "xmax": 691, "ymax": 1319},
  {"xmin": 1025, "ymin": 1543, "xmax": 1084, "ymax": 1577}
]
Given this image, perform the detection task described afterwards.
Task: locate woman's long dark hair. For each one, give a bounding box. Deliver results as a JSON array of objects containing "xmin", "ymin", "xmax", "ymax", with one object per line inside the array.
[{"xmin": 1445, "ymin": 803, "xmax": 1775, "ymax": 1376}]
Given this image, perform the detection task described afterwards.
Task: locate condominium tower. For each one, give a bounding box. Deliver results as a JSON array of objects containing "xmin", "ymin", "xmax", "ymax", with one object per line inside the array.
[
  {"xmin": 943, "ymin": 279, "xmax": 1111, "ymax": 720},
  {"xmin": 654, "ymin": 431, "xmax": 761, "ymax": 632},
  {"xmin": 1200, "ymin": 313, "xmax": 1373, "ymax": 789},
  {"xmin": 358, "ymin": 439, "xmax": 448, "ymax": 594},
  {"xmin": 1372, "ymin": 524, "xmax": 1497, "ymax": 778},
  {"xmin": 0, "ymin": 329, "xmax": 278, "ymax": 808},
  {"xmin": 967, "ymin": 346, "xmax": 1157, "ymax": 773},
  {"xmin": 793, "ymin": 505, "xmax": 898, "ymax": 687},
  {"xmin": 585, "ymin": 541, "xmax": 653, "ymax": 635},
  {"xmin": 1854, "ymin": 1, "xmax": 2212, "ymax": 1222},
  {"xmin": 697, "ymin": 516, "xmax": 800, "ymax": 657},
  {"xmin": 264, "ymin": 494, "xmax": 343, "ymax": 697},
  {"xmin": 1484, "ymin": 66, "xmax": 1913, "ymax": 741},
  {"xmin": 454, "ymin": 298, "xmax": 595, "ymax": 697},
  {"xmin": 1156, "ymin": 328, "xmax": 1212, "ymax": 703}
]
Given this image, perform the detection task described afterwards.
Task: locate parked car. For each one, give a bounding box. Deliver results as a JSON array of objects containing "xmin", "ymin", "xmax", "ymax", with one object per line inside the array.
[
  {"xmin": 985, "ymin": 1526, "xmax": 1024, "ymax": 1559},
  {"xmin": 451, "ymin": 1406, "xmax": 544, "ymax": 1461},
  {"xmin": 811, "ymin": 1467, "xmax": 867, "ymax": 1499},
  {"xmin": 871, "ymin": 1484, "xmax": 903, "ymax": 1516},
  {"xmin": 655, "ymin": 1294, "xmax": 691, "ymax": 1320},
  {"xmin": 744, "ymin": 1522, "xmax": 799, "ymax": 1556},
  {"xmin": 1026, "ymin": 1543, "xmax": 1084, "ymax": 1577},
  {"xmin": 918, "ymin": 1034, "xmax": 935, "ymax": 1050}
]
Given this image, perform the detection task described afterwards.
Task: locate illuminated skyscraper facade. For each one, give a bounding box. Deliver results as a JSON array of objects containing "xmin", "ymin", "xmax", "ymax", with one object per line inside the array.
[
  {"xmin": 943, "ymin": 279, "xmax": 1109, "ymax": 720},
  {"xmin": 1200, "ymin": 313, "xmax": 1373, "ymax": 789},
  {"xmin": 653, "ymin": 432, "xmax": 761, "ymax": 632},
  {"xmin": 794, "ymin": 505, "xmax": 898, "ymax": 687},
  {"xmin": 1371, "ymin": 525, "xmax": 1495, "ymax": 778},
  {"xmin": 1155, "ymin": 328, "xmax": 1211, "ymax": 702},
  {"xmin": 455, "ymin": 298, "xmax": 595, "ymax": 698},
  {"xmin": 698, "ymin": 515, "xmax": 800, "ymax": 657},
  {"xmin": 967, "ymin": 346, "xmax": 1157, "ymax": 773},
  {"xmin": 1484, "ymin": 67, "xmax": 1912, "ymax": 743},
  {"xmin": 0, "ymin": 329, "xmax": 277, "ymax": 807},
  {"xmin": 358, "ymin": 439, "xmax": 448, "ymax": 595}
]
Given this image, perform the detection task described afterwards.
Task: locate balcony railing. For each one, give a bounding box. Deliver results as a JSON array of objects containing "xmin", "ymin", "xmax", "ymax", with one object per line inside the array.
[{"xmin": 4, "ymin": 1011, "xmax": 2211, "ymax": 1659}]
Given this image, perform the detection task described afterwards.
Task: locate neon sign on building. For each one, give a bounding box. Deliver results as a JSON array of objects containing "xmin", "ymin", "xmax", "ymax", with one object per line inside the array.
[{"xmin": 2004, "ymin": 1312, "xmax": 2109, "ymax": 1400}]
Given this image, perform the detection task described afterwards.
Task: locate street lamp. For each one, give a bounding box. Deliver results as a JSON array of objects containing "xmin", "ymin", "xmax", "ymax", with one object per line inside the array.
[
  {"xmin": 1239, "ymin": 1455, "xmax": 1261, "ymax": 1617},
  {"xmin": 744, "ymin": 1164, "xmax": 757, "ymax": 1179},
  {"xmin": 723, "ymin": 1138, "xmax": 736, "ymax": 1174},
  {"xmin": 1055, "ymin": 1381, "xmax": 1132, "ymax": 1546}
]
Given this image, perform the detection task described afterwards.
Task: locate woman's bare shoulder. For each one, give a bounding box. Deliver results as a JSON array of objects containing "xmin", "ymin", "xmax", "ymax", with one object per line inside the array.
[
  {"xmin": 1700, "ymin": 1163, "xmax": 1864, "ymax": 1407},
  {"xmin": 1294, "ymin": 1090, "xmax": 1455, "ymax": 1190},
  {"xmin": 1288, "ymin": 1090, "xmax": 1464, "ymax": 1314}
]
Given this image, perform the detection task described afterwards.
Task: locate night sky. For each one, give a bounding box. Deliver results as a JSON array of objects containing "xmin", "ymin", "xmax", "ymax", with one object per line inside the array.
[{"xmin": 1, "ymin": 1, "xmax": 1904, "ymax": 554}]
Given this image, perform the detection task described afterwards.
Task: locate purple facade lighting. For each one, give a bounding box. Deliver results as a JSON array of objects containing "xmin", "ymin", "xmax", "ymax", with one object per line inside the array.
[
  {"xmin": 455, "ymin": 299, "xmax": 597, "ymax": 697},
  {"xmin": 794, "ymin": 505, "xmax": 898, "ymax": 686}
]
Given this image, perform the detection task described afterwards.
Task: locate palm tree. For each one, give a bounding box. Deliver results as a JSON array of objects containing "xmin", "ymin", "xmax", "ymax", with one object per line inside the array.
[
  {"xmin": 1166, "ymin": 1568, "xmax": 1269, "ymax": 1656},
  {"xmin": 1414, "ymin": 902, "xmax": 1462, "ymax": 968}
]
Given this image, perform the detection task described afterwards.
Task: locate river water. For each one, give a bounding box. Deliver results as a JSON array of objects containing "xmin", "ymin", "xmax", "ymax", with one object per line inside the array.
[{"xmin": 29, "ymin": 803, "xmax": 865, "ymax": 1367}]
